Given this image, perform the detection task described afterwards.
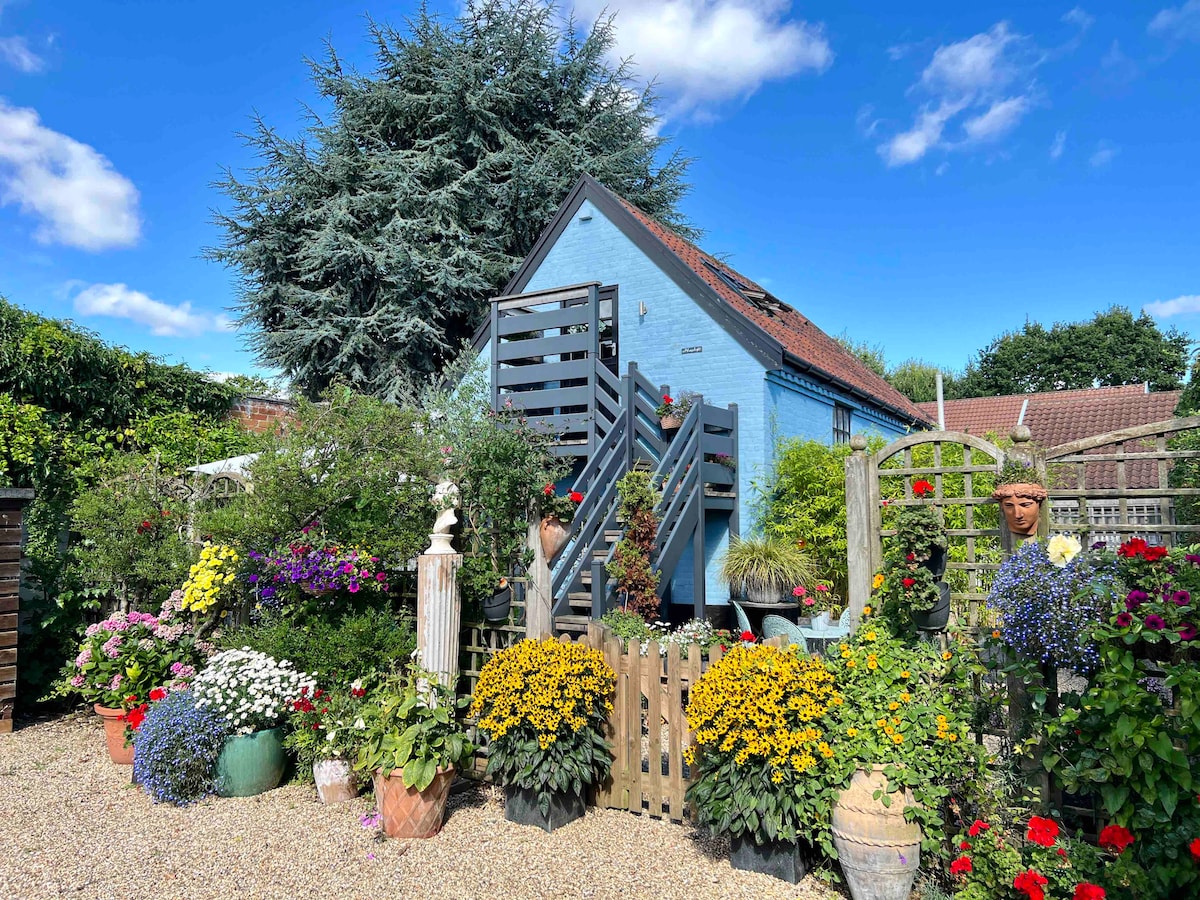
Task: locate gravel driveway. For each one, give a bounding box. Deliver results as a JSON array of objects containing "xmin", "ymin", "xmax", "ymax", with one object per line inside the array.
[{"xmin": 0, "ymin": 712, "xmax": 842, "ymax": 900}]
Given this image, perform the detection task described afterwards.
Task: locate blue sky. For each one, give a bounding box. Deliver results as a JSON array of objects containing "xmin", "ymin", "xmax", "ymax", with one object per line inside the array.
[{"xmin": 1, "ymin": 1, "xmax": 1198, "ymax": 381}]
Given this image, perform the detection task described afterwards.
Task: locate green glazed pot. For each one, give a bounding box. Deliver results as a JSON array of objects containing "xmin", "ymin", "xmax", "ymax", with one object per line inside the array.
[{"xmin": 216, "ymin": 727, "xmax": 286, "ymax": 797}]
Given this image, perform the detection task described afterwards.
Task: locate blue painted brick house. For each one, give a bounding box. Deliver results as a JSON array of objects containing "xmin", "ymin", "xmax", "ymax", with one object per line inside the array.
[{"xmin": 474, "ymin": 176, "xmax": 929, "ymax": 630}]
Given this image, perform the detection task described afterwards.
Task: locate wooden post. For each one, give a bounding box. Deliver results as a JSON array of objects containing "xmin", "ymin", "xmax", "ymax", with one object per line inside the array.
[
  {"xmin": 1, "ymin": 489, "xmax": 34, "ymax": 734},
  {"xmin": 844, "ymin": 436, "xmax": 872, "ymax": 633},
  {"xmin": 525, "ymin": 515, "xmax": 553, "ymax": 638}
]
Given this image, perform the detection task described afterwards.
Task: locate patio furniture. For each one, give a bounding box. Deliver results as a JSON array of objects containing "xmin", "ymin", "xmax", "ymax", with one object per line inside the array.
[
  {"xmin": 799, "ymin": 607, "xmax": 852, "ymax": 654},
  {"xmin": 761, "ymin": 615, "xmax": 809, "ymax": 654},
  {"xmin": 732, "ymin": 600, "xmax": 753, "ymax": 636}
]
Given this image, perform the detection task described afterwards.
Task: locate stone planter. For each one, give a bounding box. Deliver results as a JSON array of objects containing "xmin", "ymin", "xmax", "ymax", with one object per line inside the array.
[
  {"xmin": 483, "ymin": 581, "xmax": 512, "ymax": 623},
  {"xmin": 503, "ymin": 783, "xmax": 586, "ymax": 833},
  {"xmin": 540, "ymin": 516, "xmax": 569, "ymax": 560},
  {"xmin": 912, "ymin": 583, "xmax": 951, "ymax": 632},
  {"xmin": 313, "ymin": 758, "xmax": 358, "ymax": 804},
  {"xmin": 94, "ymin": 703, "xmax": 134, "ymax": 766},
  {"xmin": 216, "ymin": 727, "xmax": 287, "ymax": 797},
  {"xmin": 832, "ymin": 766, "xmax": 921, "ymax": 900},
  {"xmin": 373, "ymin": 766, "xmax": 456, "ymax": 839},
  {"xmin": 730, "ymin": 834, "xmax": 812, "ymax": 884}
]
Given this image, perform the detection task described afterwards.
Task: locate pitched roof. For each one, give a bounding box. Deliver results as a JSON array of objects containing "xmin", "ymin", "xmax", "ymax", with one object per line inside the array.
[
  {"xmin": 916, "ymin": 384, "xmax": 1181, "ymax": 446},
  {"xmin": 497, "ymin": 175, "xmax": 931, "ymax": 426}
]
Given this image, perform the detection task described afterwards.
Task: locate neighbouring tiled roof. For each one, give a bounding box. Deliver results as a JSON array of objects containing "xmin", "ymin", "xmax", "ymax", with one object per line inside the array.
[
  {"xmin": 918, "ymin": 385, "xmax": 1185, "ymax": 490},
  {"xmin": 612, "ymin": 195, "xmax": 931, "ymax": 425}
]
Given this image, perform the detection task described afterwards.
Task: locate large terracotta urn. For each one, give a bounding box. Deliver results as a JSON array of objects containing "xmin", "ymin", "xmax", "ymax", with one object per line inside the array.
[
  {"xmin": 373, "ymin": 766, "xmax": 456, "ymax": 839},
  {"xmin": 94, "ymin": 703, "xmax": 134, "ymax": 765},
  {"xmin": 539, "ymin": 515, "xmax": 569, "ymax": 560},
  {"xmin": 831, "ymin": 766, "xmax": 921, "ymax": 900}
]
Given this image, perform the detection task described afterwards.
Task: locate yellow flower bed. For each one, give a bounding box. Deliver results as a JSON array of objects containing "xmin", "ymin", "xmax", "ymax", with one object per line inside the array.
[
  {"xmin": 181, "ymin": 543, "xmax": 239, "ymax": 613},
  {"xmin": 470, "ymin": 638, "xmax": 615, "ymax": 750},
  {"xmin": 684, "ymin": 643, "xmax": 838, "ymax": 781}
]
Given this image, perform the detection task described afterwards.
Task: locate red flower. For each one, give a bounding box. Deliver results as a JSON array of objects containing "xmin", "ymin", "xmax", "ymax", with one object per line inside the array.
[
  {"xmin": 149, "ymin": 688, "xmax": 167, "ymax": 702},
  {"xmin": 1057, "ymin": 848, "xmax": 1068, "ymax": 858},
  {"xmin": 124, "ymin": 694, "xmax": 138, "ymax": 705},
  {"xmin": 902, "ymin": 577, "xmax": 916, "ymax": 588},
  {"xmin": 1098, "ymin": 824, "xmax": 1134, "ymax": 855},
  {"xmin": 1073, "ymin": 885, "xmax": 1105, "ymax": 900},
  {"xmin": 912, "ymin": 479, "xmax": 934, "ymax": 497},
  {"xmin": 959, "ymin": 841, "xmax": 971, "ymax": 851},
  {"xmin": 906, "ymin": 552, "xmax": 915, "ymax": 562},
  {"xmin": 950, "ymin": 856, "xmax": 972, "ymax": 875},
  {"xmin": 740, "ymin": 630, "xmax": 755, "ymax": 642},
  {"xmin": 160, "ymin": 508, "xmax": 170, "ymax": 517},
  {"xmin": 1189, "ymin": 838, "xmax": 1200, "ymax": 862},
  {"xmin": 967, "ymin": 820, "xmax": 990, "ymax": 837},
  {"xmin": 662, "ymin": 395, "xmax": 673, "ymax": 404},
  {"xmin": 1143, "ymin": 546, "xmax": 1169, "ymax": 562},
  {"xmin": 1118, "ymin": 538, "xmax": 1148, "ymax": 558},
  {"xmin": 120, "ymin": 704, "xmax": 148, "ymax": 731},
  {"xmin": 542, "ymin": 483, "xmax": 554, "ymax": 496},
  {"xmin": 1026, "ymin": 816, "xmax": 1059, "ymax": 847},
  {"xmin": 568, "ymin": 491, "xmax": 584, "ymax": 504},
  {"xmin": 1014, "ymin": 869, "xmax": 1048, "ymax": 900}
]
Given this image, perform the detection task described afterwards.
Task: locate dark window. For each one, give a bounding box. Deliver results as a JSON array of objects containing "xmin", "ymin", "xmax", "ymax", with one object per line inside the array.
[{"xmin": 833, "ymin": 405, "xmax": 852, "ymax": 444}]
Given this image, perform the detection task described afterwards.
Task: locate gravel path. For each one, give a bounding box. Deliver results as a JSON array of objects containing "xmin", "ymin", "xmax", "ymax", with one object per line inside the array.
[{"xmin": 0, "ymin": 713, "xmax": 843, "ymax": 900}]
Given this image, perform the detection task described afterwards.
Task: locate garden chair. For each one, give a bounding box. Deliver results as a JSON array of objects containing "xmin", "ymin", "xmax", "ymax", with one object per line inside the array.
[
  {"xmin": 825, "ymin": 606, "xmax": 851, "ymax": 640},
  {"xmin": 732, "ymin": 600, "xmax": 753, "ymax": 636},
  {"xmin": 761, "ymin": 615, "xmax": 809, "ymax": 654}
]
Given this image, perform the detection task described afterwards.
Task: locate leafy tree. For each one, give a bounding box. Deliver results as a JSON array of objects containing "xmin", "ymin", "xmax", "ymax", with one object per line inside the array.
[
  {"xmin": 209, "ymin": 0, "xmax": 694, "ymax": 400},
  {"xmin": 888, "ymin": 359, "xmax": 963, "ymax": 403},
  {"xmin": 957, "ymin": 307, "xmax": 1191, "ymax": 397},
  {"xmin": 834, "ymin": 333, "xmax": 887, "ymax": 378}
]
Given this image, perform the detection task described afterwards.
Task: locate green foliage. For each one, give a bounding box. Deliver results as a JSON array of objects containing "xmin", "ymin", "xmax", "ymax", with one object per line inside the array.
[
  {"xmin": 219, "ymin": 607, "xmax": 416, "ymax": 687},
  {"xmin": 200, "ymin": 388, "xmax": 437, "ymax": 563},
  {"xmin": 719, "ymin": 535, "xmax": 818, "ymax": 599},
  {"xmin": 284, "ymin": 683, "xmax": 368, "ymax": 771},
  {"xmin": 833, "ymin": 332, "xmax": 887, "ymax": 378},
  {"xmin": 208, "ymin": 0, "xmax": 693, "ymax": 397},
  {"xmin": 116, "ymin": 410, "xmax": 263, "ymax": 470},
  {"xmin": 957, "ymin": 306, "xmax": 1191, "ymax": 397},
  {"xmin": 607, "ymin": 470, "xmax": 660, "ymax": 619},
  {"xmin": 760, "ymin": 435, "xmax": 887, "ymax": 595},
  {"xmin": 888, "ymin": 359, "xmax": 960, "ymax": 403}
]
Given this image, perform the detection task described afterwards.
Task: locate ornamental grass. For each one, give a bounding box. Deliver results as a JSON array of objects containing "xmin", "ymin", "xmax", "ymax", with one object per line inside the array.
[
  {"xmin": 684, "ymin": 643, "xmax": 840, "ymax": 852},
  {"xmin": 470, "ymin": 638, "xmax": 615, "ymax": 815}
]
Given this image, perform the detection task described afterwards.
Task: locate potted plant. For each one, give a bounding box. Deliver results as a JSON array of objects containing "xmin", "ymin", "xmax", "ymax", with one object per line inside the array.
[
  {"xmin": 606, "ymin": 471, "xmax": 661, "ymax": 620},
  {"xmin": 191, "ymin": 648, "xmax": 315, "ymax": 797},
  {"xmin": 133, "ymin": 691, "xmax": 230, "ymax": 806},
  {"xmin": 825, "ymin": 617, "xmax": 984, "ymax": 899},
  {"xmin": 684, "ymin": 643, "xmax": 841, "ymax": 882},
  {"xmin": 879, "ymin": 506, "xmax": 951, "ymax": 630},
  {"xmin": 470, "ymin": 637, "xmax": 616, "ymax": 832},
  {"xmin": 654, "ymin": 392, "xmax": 694, "ymax": 430},
  {"xmin": 58, "ymin": 592, "xmax": 210, "ymax": 765},
  {"xmin": 249, "ymin": 539, "xmax": 390, "ymax": 618},
  {"xmin": 539, "ymin": 482, "xmax": 584, "ymax": 560},
  {"xmin": 284, "ymin": 680, "xmax": 368, "ymax": 804},
  {"xmin": 354, "ymin": 667, "xmax": 474, "ymax": 839},
  {"xmin": 719, "ymin": 535, "xmax": 818, "ymax": 605}
]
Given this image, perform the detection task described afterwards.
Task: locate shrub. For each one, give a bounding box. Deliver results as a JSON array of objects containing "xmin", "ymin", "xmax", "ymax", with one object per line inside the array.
[
  {"xmin": 218, "ymin": 607, "xmax": 416, "ymax": 686},
  {"xmin": 133, "ymin": 691, "xmax": 230, "ymax": 805},
  {"xmin": 719, "ymin": 535, "xmax": 818, "ymax": 600},
  {"xmin": 607, "ymin": 470, "xmax": 660, "ymax": 619}
]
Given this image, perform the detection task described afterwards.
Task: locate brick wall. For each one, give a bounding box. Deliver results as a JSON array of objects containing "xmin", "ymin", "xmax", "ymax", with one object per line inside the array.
[
  {"xmin": 229, "ymin": 395, "xmax": 295, "ymax": 434},
  {"xmin": 0, "ymin": 489, "xmax": 33, "ymax": 733}
]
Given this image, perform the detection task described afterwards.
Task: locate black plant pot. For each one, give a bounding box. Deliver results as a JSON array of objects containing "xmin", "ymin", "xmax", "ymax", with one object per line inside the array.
[
  {"xmin": 730, "ymin": 835, "xmax": 813, "ymax": 884},
  {"xmin": 504, "ymin": 784, "xmax": 586, "ymax": 832},
  {"xmin": 921, "ymin": 546, "xmax": 948, "ymax": 579},
  {"xmin": 912, "ymin": 583, "xmax": 951, "ymax": 632},
  {"xmin": 483, "ymin": 584, "xmax": 512, "ymax": 623}
]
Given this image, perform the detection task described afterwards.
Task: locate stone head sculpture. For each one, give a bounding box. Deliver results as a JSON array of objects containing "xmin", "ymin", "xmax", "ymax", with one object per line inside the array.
[{"xmin": 992, "ymin": 459, "xmax": 1046, "ymax": 537}]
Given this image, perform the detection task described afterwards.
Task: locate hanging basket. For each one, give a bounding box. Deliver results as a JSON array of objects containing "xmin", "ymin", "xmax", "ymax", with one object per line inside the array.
[
  {"xmin": 483, "ymin": 580, "xmax": 512, "ymax": 623},
  {"xmin": 660, "ymin": 414, "xmax": 683, "ymax": 431}
]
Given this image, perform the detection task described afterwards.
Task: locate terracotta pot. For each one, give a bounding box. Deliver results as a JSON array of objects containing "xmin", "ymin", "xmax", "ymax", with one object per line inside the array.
[
  {"xmin": 94, "ymin": 703, "xmax": 134, "ymax": 765},
  {"xmin": 540, "ymin": 515, "xmax": 569, "ymax": 560},
  {"xmin": 313, "ymin": 759, "xmax": 359, "ymax": 804},
  {"xmin": 373, "ymin": 766, "xmax": 456, "ymax": 839},
  {"xmin": 660, "ymin": 414, "xmax": 683, "ymax": 431},
  {"xmin": 831, "ymin": 766, "xmax": 921, "ymax": 900}
]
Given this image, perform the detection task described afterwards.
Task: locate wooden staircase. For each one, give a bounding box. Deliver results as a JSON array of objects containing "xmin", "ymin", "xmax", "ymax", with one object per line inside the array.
[{"xmin": 489, "ymin": 283, "xmax": 739, "ymax": 634}]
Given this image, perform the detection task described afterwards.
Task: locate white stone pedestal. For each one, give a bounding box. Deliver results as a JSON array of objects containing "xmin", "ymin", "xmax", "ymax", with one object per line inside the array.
[{"xmin": 417, "ymin": 547, "xmax": 462, "ymax": 688}]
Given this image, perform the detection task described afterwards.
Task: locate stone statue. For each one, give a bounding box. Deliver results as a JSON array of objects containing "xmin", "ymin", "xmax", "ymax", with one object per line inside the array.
[
  {"xmin": 992, "ymin": 458, "xmax": 1046, "ymax": 537},
  {"xmin": 426, "ymin": 479, "xmax": 459, "ymax": 554}
]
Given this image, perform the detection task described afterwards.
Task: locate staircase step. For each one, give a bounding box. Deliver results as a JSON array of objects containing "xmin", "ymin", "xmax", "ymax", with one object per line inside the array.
[
  {"xmin": 568, "ymin": 591, "xmax": 592, "ymax": 603},
  {"xmin": 704, "ymin": 489, "xmax": 736, "ymax": 498},
  {"xmin": 555, "ymin": 614, "xmax": 591, "ymax": 634},
  {"xmin": 604, "ymin": 530, "xmax": 623, "ymax": 542},
  {"xmin": 580, "ymin": 571, "xmax": 591, "ymax": 585}
]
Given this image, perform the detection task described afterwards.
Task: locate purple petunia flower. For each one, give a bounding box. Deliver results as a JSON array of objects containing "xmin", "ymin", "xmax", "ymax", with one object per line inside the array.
[
  {"xmin": 1179, "ymin": 624, "xmax": 1198, "ymax": 641},
  {"xmin": 1092, "ymin": 541, "xmax": 1107, "ymax": 550},
  {"xmin": 1187, "ymin": 554, "xmax": 1200, "ymax": 565},
  {"xmin": 1144, "ymin": 614, "xmax": 1166, "ymax": 631},
  {"xmin": 247, "ymin": 573, "xmax": 259, "ymax": 584},
  {"xmin": 1116, "ymin": 612, "xmax": 1134, "ymax": 627},
  {"xmin": 1127, "ymin": 589, "xmax": 1149, "ymax": 606},
  {"xmin": 1172, "ymin": 590, "xmax": 1191, "ymax": 606},
  {"xmin": 260, "ymin": 586, "xmax": 276, "ymax": 599}
]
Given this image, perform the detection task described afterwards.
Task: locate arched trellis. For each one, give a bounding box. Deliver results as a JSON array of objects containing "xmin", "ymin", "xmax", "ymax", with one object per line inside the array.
[{"xmin": 845, "ymin": 430, "xmax": 1009, "ymax": 632}]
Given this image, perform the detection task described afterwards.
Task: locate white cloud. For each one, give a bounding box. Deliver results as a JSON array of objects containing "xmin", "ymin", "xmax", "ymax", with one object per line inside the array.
[
  {"xmin": 878, "ymin": 22, "xmax": 1040, "ymax": 166},
  {"xmin": 72, "ymin": 283, "xmax": 229, "ymax": 336},
  {"xmin": 0, "ymin": 100, "xmax": 140, "ymax": 250},
  {"xmin": 1144, "ymin": 294, "xmax": 1200, "ymax": 317},
  {"xmin": 1149, "ymin": 0, "xmax": 1200, "ymax": 42},
  {"xmin": 1050, "ymin": 129, "xmax": 1066, "ymax": 159},
  {"xmin": 1089, "ymin": 140, "xmax": 1119, "ymax": 168},
  {"xmin": 571, "ymin": 1, "xmax": 832, "ymax": 118},
  {"xmin": 1062, "ymin": 7, "xmax": 1095, "ymax": 31},
  {"xmin": 0, "ymin": 36, "xmax": 43, "ymax": 72}
]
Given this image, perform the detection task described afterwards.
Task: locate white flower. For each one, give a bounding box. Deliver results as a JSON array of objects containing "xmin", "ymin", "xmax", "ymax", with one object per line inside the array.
[
  {"xmin": 353, "ymin": 717, "xmax": 366, "ymax": 730},
  {"xmin": 326, "ymin": 730, "xmax": 337, "ymax": 742},
  {"xmin": 1047, "ymin": 534, "xmax": 1082, "ymax": 568}
]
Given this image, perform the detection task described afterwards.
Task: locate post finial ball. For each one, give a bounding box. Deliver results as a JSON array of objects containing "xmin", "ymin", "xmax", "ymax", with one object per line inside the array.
[
  {"xmin": 849, "ymin": 434, "xmax": 868, "ymax": 451},
  {"xmin": 1010, "ymin": 424, "xmax": 1032, "ymax": 443}
]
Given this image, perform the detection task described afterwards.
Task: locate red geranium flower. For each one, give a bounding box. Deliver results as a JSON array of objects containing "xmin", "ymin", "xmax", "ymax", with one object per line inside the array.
[
  {"xmin": 1098, "ymin": 824, "xmax": 1134, "ymax": 854},
  {"xmin": 902, "ymin": 577, "xmax": 916, "ymax": 588},
  {"xmin": 967, "ymin": 819, "xmax": 990, "ymax": 837},
  {"xmin": 740, "ymin": 630, "xmax": 755, "ymax": 642},
  {"xmin": 120, "ymin": 704, "xmax": 148, "ymax": 731},
  {"xmin": 950, "ymin": 856, "xmax": 972, "ymax": 875},
  {"xmin": 1057, "ymin": 848, "xmax": 1068, "ymax": 858},
  {"xmin": 662, "ymin": 395, "xmax": 673, "ymax": 404},
  {"xmin": 912, "ymin": 479, "xmax": 934, "ymax": 497},
  {"xmin": 1073, "ymin": 884, "xmax": 1105, "ymax": 900},
  {"xmin": 542, "ymin": 483, "xmax": 554, "ymax": 496},
  {"xmin": 568, "ymin": 491, "xmax": 584, "ymax": 503},
  {"xmin": 1189, "ymin": 837, "xmax": 1200, "ymax": 862},
  {"xmin": 1026, "ymin": 816, "xmax": 1059, "ymax": 847},
  {"xmin": 1143, "ymin": 545, "xmax": 1169, "ymax": 562},
  {"xmin": 149, "ymin": 688, "xmax": 167, "ymax": 702},
  {"xmin": 1014, "ymin": 869, "xmax": 1048, "ymax": 900},
  {"xmin": 906, "ymin": 552, "xmax": 915, "ymax": 562},
  {"xmin": 1118, "ymin": 538, "xmax": 1148, "ymax": 558},
  {"xmin": 959, "ymin": 841, "xmax": 971, "ymax": 851}
]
